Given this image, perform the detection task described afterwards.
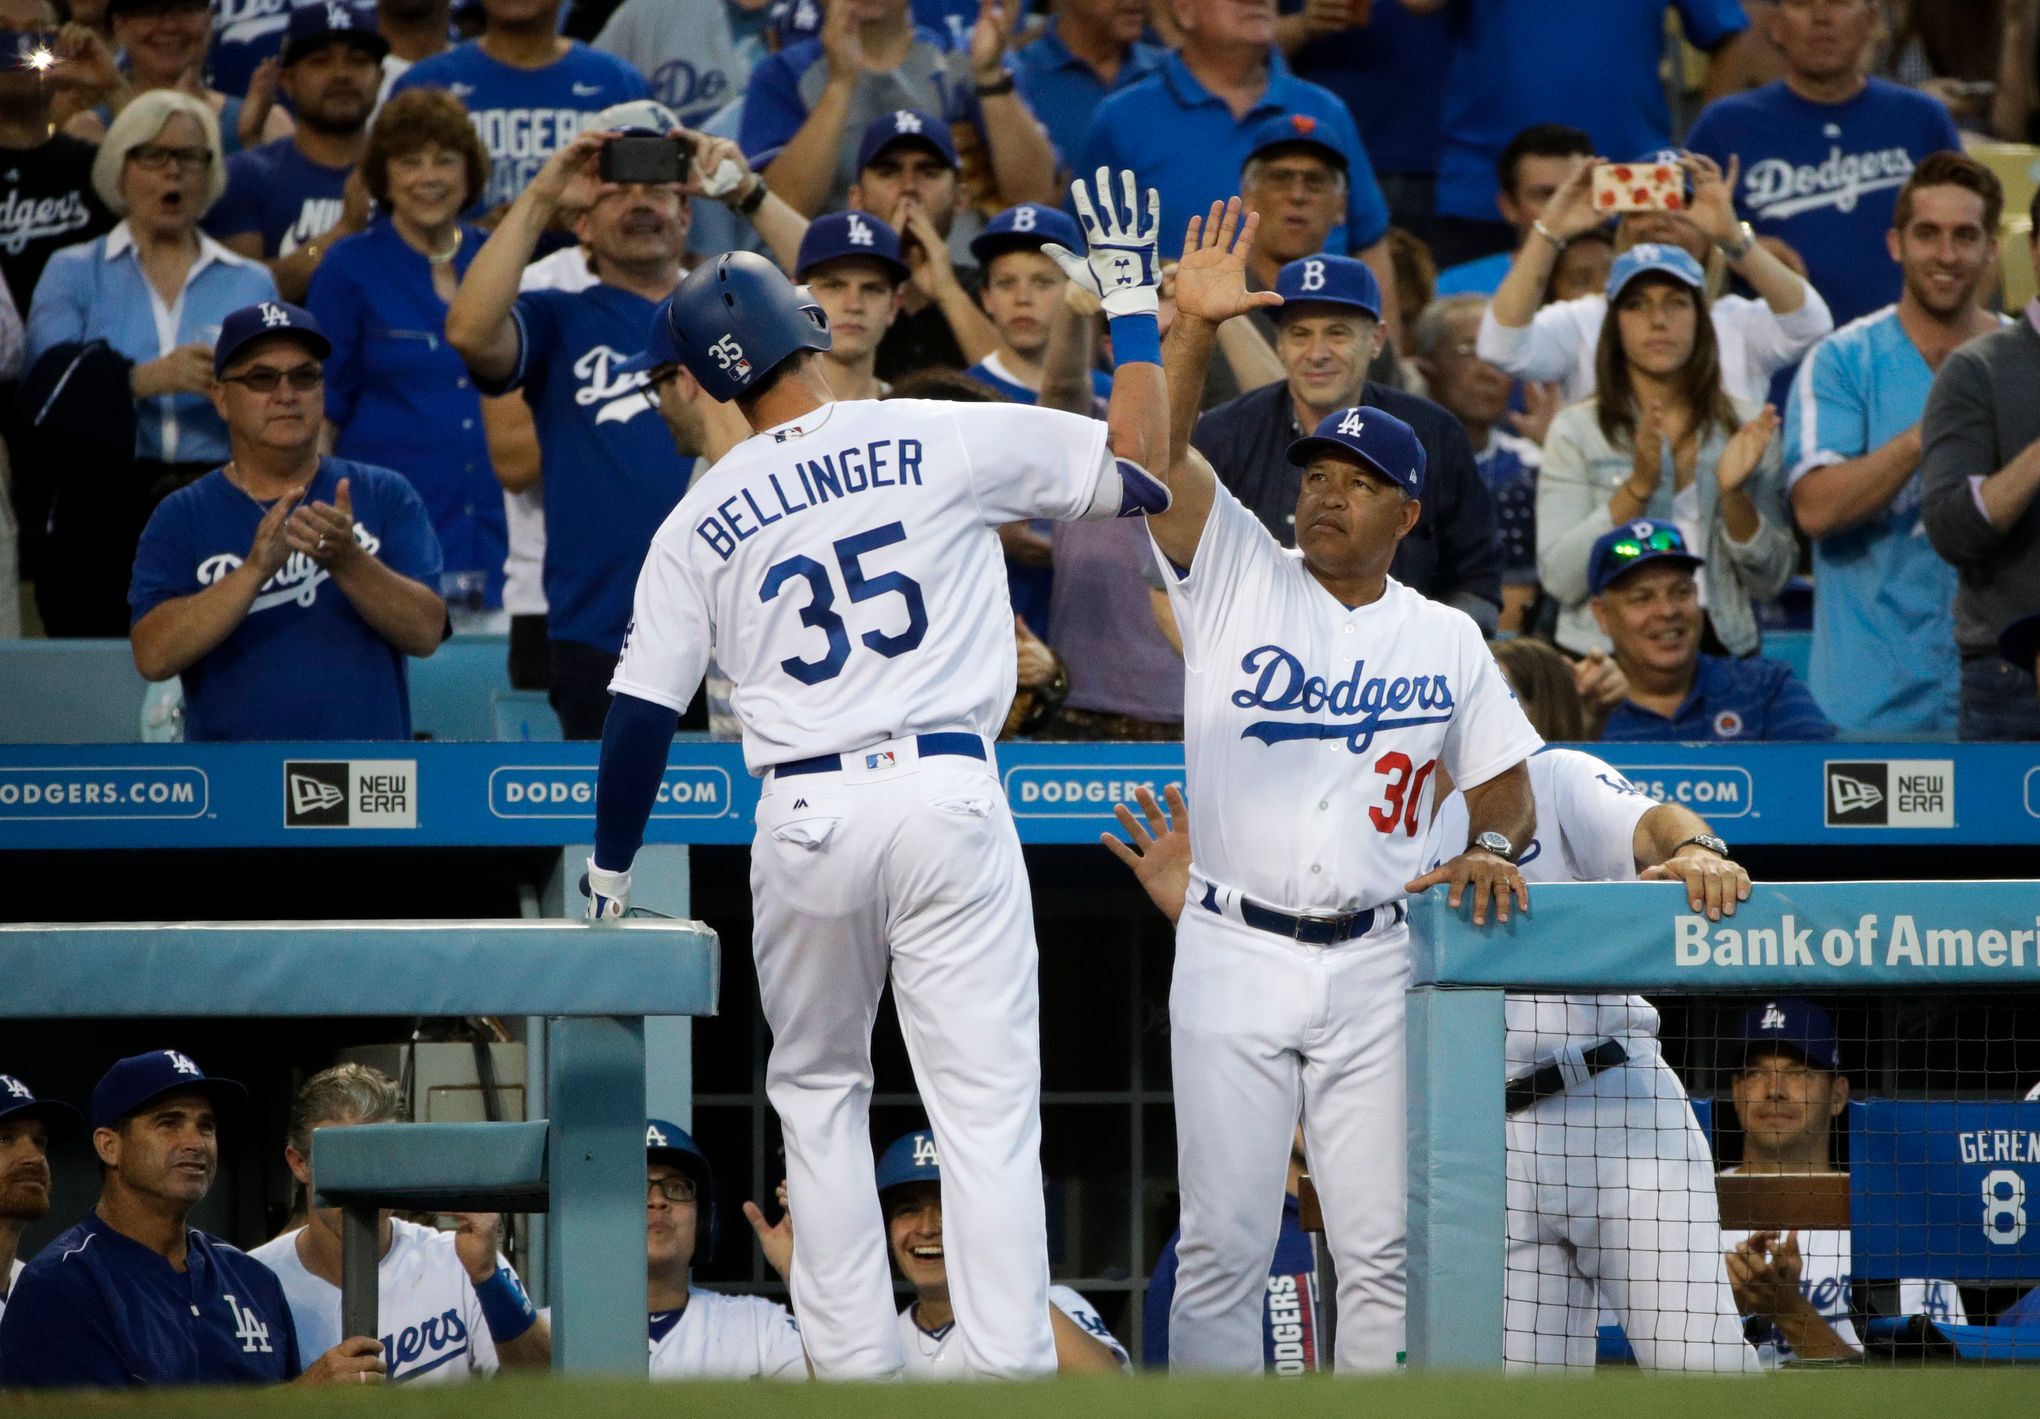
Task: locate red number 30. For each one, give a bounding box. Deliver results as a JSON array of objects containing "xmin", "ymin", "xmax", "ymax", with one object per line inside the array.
[{"xmin": 1369, "ymin": 751, "xmax": 1438, "ymax": 836}]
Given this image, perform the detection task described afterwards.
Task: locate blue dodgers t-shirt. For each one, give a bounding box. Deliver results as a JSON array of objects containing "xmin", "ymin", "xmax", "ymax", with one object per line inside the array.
[
  {"xmin": 1144, "ymin": 1194, "xmax": 1322, "ymax": 1373},
  {"xmin": 203, "ymin": 137, "xmax": 351, "ymax": 257},
  {"xmin": 128, "ymin": 458, "xmax": 443, "ymax": 742},
  {"xmin": 210, "ymin": 0, "xmax": 302, "ymax": 97},
  {"xmin": 1688, "ymin": 79, "xmax": 1962, "ymax": 329},
  {"xmin": 1600, "ymin": 654, "xmax": 1837, "ymax": 742},
  {"xmin": 1435, "ymin": 0, "xmax": 1746, "ymax": 224},
  {"xmin": 1285, "ymin": 0, "xmax": 1450, "ymax": 177},
  {"xmin": 389, "ymin": 41, "xmax": 651, "ymax": 210},
  {"xmin": 0, "ymin": 1214, "xmax": 302, "ymax": 1386},
  {"xmin": 484, "ymin": 284, "xmax": 697, "ymax": 655}
]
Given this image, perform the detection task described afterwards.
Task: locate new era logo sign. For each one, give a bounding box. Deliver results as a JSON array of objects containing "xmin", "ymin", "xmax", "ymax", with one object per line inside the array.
[
  {"xmin": 289, "ymin": 770, "xmax": 346, "ymax": 819},
  {"xmin": 1824, "ymin": 760, "xmax": 1955, "ymax": 829},
  {"xmin": 284, "ymin": 760, "xmax": 418, "ymax": 829}
]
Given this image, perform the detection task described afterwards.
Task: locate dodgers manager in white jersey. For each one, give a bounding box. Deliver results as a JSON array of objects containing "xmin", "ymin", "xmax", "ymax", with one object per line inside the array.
[
  {"xmin": 583, "ymin": 171, "xmax": 1173, "ymax": 1380},
  {"xmin": 1150, "ymin": 199, "xmax": 1541, "ymax": 1374}
]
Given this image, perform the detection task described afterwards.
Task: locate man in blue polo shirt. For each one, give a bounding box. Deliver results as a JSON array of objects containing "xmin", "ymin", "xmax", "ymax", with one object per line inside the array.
[
  {"xmin": 1589, "ymin": 519, "xmax": 1834, "ymax": 742},
  {"xmin": 0, "ymin": 1050, "xmax": 384, "ymax": 1387},
  {"xmin": 447, "ymin": 120, "xmax": 699, "ymax": 739},
  {"xmin": 1782, "ymin": 153, "xmax": 2006, "ymax": 737},
  {"xmin": 1077, "ymin": 0, "xmax": 1393, "ymax": 322},
  {"xmin": 1687, "ymin": 0, "xmax": 1962, "ymax": 330},
  {"xmin": 1400, "ymin": 0, "xmax": 1749, "ymax": 269},
  {"xmin": 128, "ymin": 302, "xmax": 448, "ymax": 743},
  {"xmin": 388, "ymin": 0, "xmax": 650, "ymax": 211},
  {"xmin": 1011, "ymin": 0, "xmax": 1164, "ymax": 172}
]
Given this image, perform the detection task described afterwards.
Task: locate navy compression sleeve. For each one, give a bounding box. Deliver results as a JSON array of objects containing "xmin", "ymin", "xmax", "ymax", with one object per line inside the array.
[{"xmin": 593, "ymin": 691, "xmax": 679, "ymax": 871}]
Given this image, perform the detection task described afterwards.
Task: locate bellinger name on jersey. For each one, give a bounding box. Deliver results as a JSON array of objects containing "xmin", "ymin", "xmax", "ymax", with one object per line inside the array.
[
  {"xmin": 694, "ymin": 438, "xmax": 927, "ymax": 560},
  {"xmin": 1231, "ymin": 644, "xmax": 1457, "ymax": 753}
]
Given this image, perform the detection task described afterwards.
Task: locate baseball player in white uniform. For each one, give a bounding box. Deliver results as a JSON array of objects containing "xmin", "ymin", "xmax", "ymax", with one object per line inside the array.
[
  {"xmin": 1150, "ymin": 199, "xmax": 1542, "ymax": 1373},
  {"xmin": 251, "ymin": 1065, "xmax": 549, "ymax": 1383},
  {"xmin": 584, "ymin": 170, "xmax": 1172, "ymax": 1379},
  {"xmin": 643, "ymin": 1120, "xmax": 808, "ymax": 1380}
]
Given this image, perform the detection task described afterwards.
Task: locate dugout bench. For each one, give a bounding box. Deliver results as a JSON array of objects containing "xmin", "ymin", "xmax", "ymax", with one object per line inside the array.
[{"xmin": 0, "ymin": 919, "xmax": 719, "ymax": 1375}]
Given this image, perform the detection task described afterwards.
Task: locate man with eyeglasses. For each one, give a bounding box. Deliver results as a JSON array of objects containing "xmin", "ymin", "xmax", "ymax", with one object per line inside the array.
[
  {"xmin": 127, "ymin": 299, "xmax": 449, "ymax": 741},
  {"xmin": 1720, "ymin": 998, "xmax": 1966, "ymax": 1364},
  {"xmin": 1587, "ymin": 517, "xmax": 1833, "ymax": 742},
  {"xmin": 642, "ymin": 1120, "xmax": 807, "ymax": 1379}
]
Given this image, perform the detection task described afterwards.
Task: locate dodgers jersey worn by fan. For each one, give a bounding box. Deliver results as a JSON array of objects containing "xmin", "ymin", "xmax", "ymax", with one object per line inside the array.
[
  {"xmin": 389, "ymin": 41, "xmax": 651, "ymax": 210},
  {"xmin": 897, "ymin": 1287, "xmax": 1128, "ymax": 1377},
  {"xmin": 648, "ymin": 1288, "xmax": 806, "ymax": 1379},
  {"xmin": 249, "ymin": 1221, "xmax": 505, "ymax": 1384},
  {"xmin": 0, "ymin": 1214, "xmax": 302, "ymax": 1385},
  {"xmin": 1424, "ymin": 749, "xmax": 1753, "ymax": 1372},
  {"xmin": 611, "ymin": 398, "xmax": 1121, "ymax": 768},
  {"xmin": 1782, "ymin": 307, "xmax": 1982, "ymax": 735},
  {"xmin": 204, "ymin": 137, "xmax": 350, "ymax": 257}
]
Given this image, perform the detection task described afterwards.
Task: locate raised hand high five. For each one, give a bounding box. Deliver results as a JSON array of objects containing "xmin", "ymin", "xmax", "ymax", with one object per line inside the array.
[{"xmin": 1172, "ymin": 197, "xmax": 1284, "ymax": 328}]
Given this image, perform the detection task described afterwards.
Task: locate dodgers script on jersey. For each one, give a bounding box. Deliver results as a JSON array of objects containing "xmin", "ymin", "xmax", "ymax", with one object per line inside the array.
[
  {"xmin": 897, "ymin": 1287, "xmax": 1128, "ymax": 1377},
  {"xmin": 1423, "ymin": 748, "xmax": 1662, "ymax": 1072},
  {"xmin": 648, "ymin": 1288, "xmax": 806, "ymax": 1379},
  {"xmin": 611, "ymin": 397, "xmax": 1121, "ymax": 769},
  {"xmin": 1158, "ymin": 482, "xmax": 1542, "ymax": 912},
  {"xmin": 249, "ymin": 1221, "xmax": 506, "ymax": 1384}
]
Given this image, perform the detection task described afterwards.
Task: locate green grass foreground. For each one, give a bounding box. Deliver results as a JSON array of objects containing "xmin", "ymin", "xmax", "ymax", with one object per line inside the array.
[{"xmin": 5, "ymin": 1369, "xmax": 2037, "ymax": 1419}]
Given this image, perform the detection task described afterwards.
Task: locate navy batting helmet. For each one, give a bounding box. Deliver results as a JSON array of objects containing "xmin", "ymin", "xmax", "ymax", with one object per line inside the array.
[
  {"xmin": 657, "ymin": 251, "xmax": 832, "ymax": 404},
  {"xmin": 875, "ymin": 1129, "xmax": 941, "ymax": 1200},
  {"xmin": 646, "ymin": 1119, "xmax": 718, "ymax": 1256}
]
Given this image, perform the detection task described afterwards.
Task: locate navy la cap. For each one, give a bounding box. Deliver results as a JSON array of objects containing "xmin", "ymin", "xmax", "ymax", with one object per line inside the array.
[
  {"xmin": 0, "ymin": 1073, "xmax": 83, "ymax": 1142},
  {"xmin": 91, "ymin": 1049, "xmax": 246, "ymax": 1131},
  {"xmin": 1274, "ymin": 254, "xmax": 1381, "ymax": 323},
  {"xmin": 797, "ymin": 210, "xmax": 909, "ymax": 282},
  {"xmin": 282, "ymin": 1, "xmax": 387, "ymax": 66},
  {"xmin": 969, "ymin": 202, "xmax": 1082, "ymax": 267},
  {"xmin": 214, "ymin": 300, "xmax": 331, "ymax": 377},
  {"xmin": 855, "ymin": 108, "xmax": 958, "ymax": 174},
  {"xmin": 1588, "ymin": 517, "xmax": 1703, "ymax": 596},
  {"xmin": 875, "ymin": 1129, "xmax": 941, "ymax": 1194},
  {"xmin": 1286, "ymin": 405, "xmax": 1426, "ymax": 500},
  {"xmin": 1606, "ymin": 241, "xmax": 1705, "ymax": 302},
  {"xmin": 1735, "ymin": 998, "xmax": 1841, "ymax": 1073},
  {"xmin": 1242, "ymin": 111, "xmax": 1348, "ymax": 173}
]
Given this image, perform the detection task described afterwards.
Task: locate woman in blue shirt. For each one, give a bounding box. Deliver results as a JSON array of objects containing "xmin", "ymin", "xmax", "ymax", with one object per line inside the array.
[
  {"xmin": 22, "ymin": 89, "xmax": 277, "ymax": 635},
  {"xmin": 307, "ymin": 88, "xmax": 505, "ymax": 628}
]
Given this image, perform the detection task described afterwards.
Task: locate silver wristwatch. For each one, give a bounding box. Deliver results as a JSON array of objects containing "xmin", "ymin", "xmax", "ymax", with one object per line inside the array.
[
  {"xmin": 1471, "ymin": 830, "xmax": 1517, "ymax": 862},
  {"xmin": 1674, "ymin": 832, "xmax": 1729, "ymax": 858},
  {"xmin": 1718, "ymin": 220, "xmax": 1756, "ymax": 260}
]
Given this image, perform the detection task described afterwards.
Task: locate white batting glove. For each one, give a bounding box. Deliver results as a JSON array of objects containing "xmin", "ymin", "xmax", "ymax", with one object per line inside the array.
[
  {"xmin": 584, "ymin": 858, "xmax": 631, "ymax": 920},
  {"xmin": 1044, "ymin": 166, "xmax": 1161, "ymax": 318}
]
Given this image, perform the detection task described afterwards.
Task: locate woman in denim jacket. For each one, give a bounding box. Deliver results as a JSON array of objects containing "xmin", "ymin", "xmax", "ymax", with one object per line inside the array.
[{"xmin": 1536, "ymin": 244, "xmax": 1792, "ymax": 658}]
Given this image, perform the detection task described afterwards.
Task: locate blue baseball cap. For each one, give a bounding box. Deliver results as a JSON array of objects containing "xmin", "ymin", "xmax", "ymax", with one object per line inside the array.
[
  {"xmin": 619, "ymin": 294, "xmax": 684, "ymax": 375},
  {"xmin": 875, "ymin": 1129, "xmax": 940, "ymax": 1196},
  {"xmin": 767, "ymin": 0, "xmax": 823, "ymax": 48},
  {"xmin": 1606, "ymin": 242, "xmax": 1706, "ymax": 303},
  {"xmin": 1587, "ymin": 517, "xmax": 1703, "ymax": 596},
  {"xmin": 1735, "ymin": 998, "xmax": 1841, "ymax": 1073},
  {"xmin": 797, "ymin": 210, "xmax": 910, "ymax": 282},
  {"xmin": 1285, "ymin": 405, "xmax": 1426, "ymax": 500},
  {"xmin": 1242, "ymin": 111, "xmax": 1348, "ymax": 173},
  {"xmin": 645, "ymin": 1119, "xmax": 717, "ymax": 1252},
  {"xmin": 282, "ymin": 1, "xmax": 387, "ymax": 66},
  {"xmin": 1273, "ymin": 255, "xmax": 1381, "ymax": 323},
  {"xmin": 214, "ymin": 300, "xmax": 330, "ymax": 377},
  {"xmin": 91, "ymin": 1050, "xmax": 246, "ymax": 1131},
  {"xmin": 969, "ymin": 202, "xmax": 1082, "ymax": 267},
  {"xmin": 0, "ymin": 1073, "xmax": 82, "ymax": 1142},
  {"xmin": 855, "ymin": 108, "xmax": 958, "ymax": 175},
  {"xmin": 593, "ymin": 98, "xmax": 681, "ymax": 138}
]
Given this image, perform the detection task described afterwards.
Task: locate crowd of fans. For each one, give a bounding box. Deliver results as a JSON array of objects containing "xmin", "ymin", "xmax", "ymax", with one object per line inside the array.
[{"xmin": 0, "ymin": 0, "xmax": 2036, "ymax": 745}]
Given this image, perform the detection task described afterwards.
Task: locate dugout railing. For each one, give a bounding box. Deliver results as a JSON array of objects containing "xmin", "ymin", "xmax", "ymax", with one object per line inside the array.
[
  {"xmin": 1405, "ymin": 879, "xmax": 2040, "ymax": 1369},
  {"xmin": 0, "ymin": 919, "xmax": 719, "ymax": 1375}
]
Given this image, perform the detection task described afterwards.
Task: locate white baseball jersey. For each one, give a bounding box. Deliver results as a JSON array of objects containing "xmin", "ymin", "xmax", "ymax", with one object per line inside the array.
[
  {"xmin": 648, "ymin": 1287, "xmax": 807, "ymax": 1379},
  {"xmin": 1720, "ymin": 1212, "xmax": 1967, "ymax": 1362},
  {"xmin": 249, "ymin": 1221, "xmax": 508, "ymax": 1384},
  {"xmin": 612, "ymin": 398, "xmax": 1125, "ymax": 770},
  {"xmin": 0, "ymin": 1258, "xmax": 20, "ymax": 1326},
  {"xmin": 897, "ymin": 1287, "xmax": 1128, "ymax": 1377},
  {"xmin": 1156, "ymin": 482, "xmax": 1542, "ymax": 913},
  {"xmin": 1421, "ymin": 748, "xmax": 1663, "ymax": 1072}
]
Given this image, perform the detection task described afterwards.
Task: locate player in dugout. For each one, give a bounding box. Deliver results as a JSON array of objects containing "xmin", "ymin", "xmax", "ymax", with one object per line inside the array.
[
  {"xmin": 0, "ymin": 1074, "xmax": 80, "ymax": 1327},
  {"xmin": 0, "ymin": 1050, "xmax": 384, "ymax": 1386}
]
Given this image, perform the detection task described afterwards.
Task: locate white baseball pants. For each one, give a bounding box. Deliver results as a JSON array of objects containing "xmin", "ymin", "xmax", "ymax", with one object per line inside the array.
[
  {"xmin": 750, "ymin": 750, "xmax": 1054, "ymax": 1380},
  {"xmin": 1503, "ymin": 1043, "xmax": 1758, "ymax": 1372},
  {"xmin": 1167, "ymin": 907, "xmax": 1409, "ymax": 1373}
]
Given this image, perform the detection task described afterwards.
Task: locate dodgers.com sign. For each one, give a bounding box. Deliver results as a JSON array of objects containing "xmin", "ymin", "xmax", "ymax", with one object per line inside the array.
[
  {"xmin": 1004, "ymin": 764, "xmax": 1183, "ymax": 819},
  {"xmin": 1617, "ymin": 764, "xmax": 1752, "ymax": 818},
  {"xmin": 489, "ymin": 766, "xmax": 731, "ymax": 819},
  {"xmin": 0, "ymin": 766, "xmax": 208, "ymax": 819}
]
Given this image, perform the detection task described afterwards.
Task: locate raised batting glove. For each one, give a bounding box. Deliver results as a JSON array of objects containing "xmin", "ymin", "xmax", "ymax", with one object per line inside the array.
[
  {"xmin": 584, "ymin": 858, "xmax": 631, "ymax": 920},
  {"xmin": 1045, "ymin": 167, "xmax": 1161, "ymax": 318}
]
